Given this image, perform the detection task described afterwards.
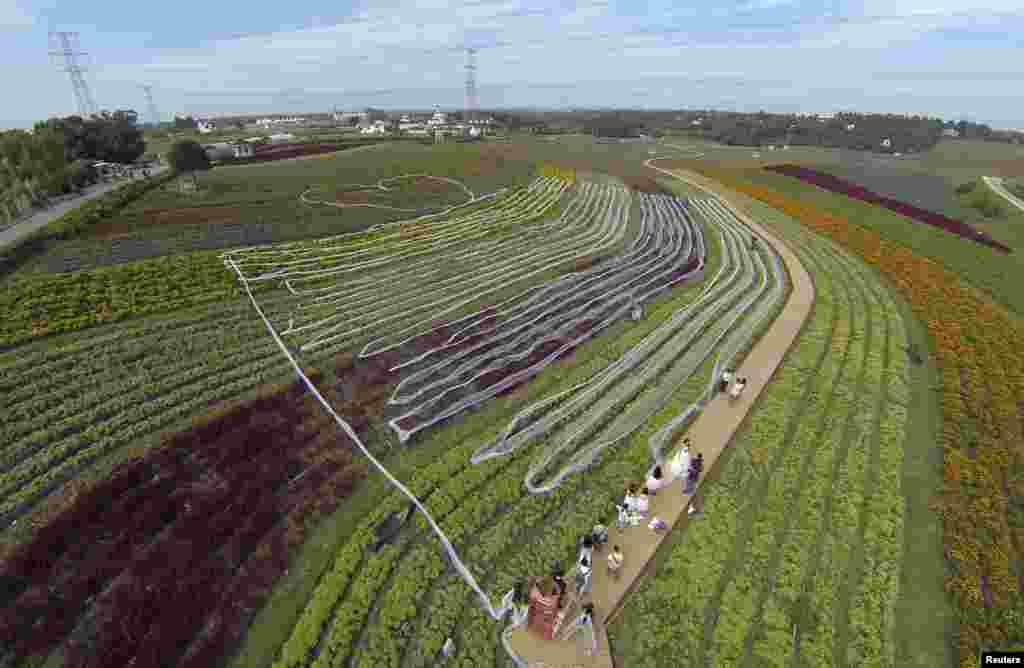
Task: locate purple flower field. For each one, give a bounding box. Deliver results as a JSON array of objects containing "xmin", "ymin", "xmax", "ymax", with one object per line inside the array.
[{"xmin": 766, "ymin": 164, "xmax": 1012, "ymax": 254}]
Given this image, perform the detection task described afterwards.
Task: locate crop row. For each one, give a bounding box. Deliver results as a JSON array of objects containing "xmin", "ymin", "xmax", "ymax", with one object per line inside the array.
[
  {"xmin": 266, "ymin": 202, "xmax": 729, "ymax": 668},
  {"xmin": 386, "ymin": 189, "xmax": 692, "ymax": 443},
  {"xmin": 0, "ymin": 372, "xmax": 367, "ymax": 667},
  {"xmin": 465, "ymin": 196, "xmax": 781, "ymax": 493},
  {"xmin": 0, "ymin": 248, "xmax": 277, "ymax": 348},
  {"xmin": 607, "ymin": 198, "xmax": 850, "ymax": 666},
  {"xmin": 686, "ymin": 164, "xmax": 1024, "ymax": 668},
  {"xmin": 288, "ymin": 182, "xmax": 615, "ymax": 351},
  {"xmin": 272, "ymin": 192, "xmax": 788, "ymax": 667},
  {"xmin": 0, "ymin": 181, "xmax": 589, "ymax": 524},
  {"xmin": 228, "ymin": 176, "xmax": 564, "ymax": 271},
  {"xmin": 766, "ymin": 164, "xmax": 1011, "ymax": 253}
]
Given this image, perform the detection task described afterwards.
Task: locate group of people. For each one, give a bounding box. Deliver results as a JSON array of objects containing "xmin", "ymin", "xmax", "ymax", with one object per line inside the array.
[{"xmin": 552, "ymin": 369, "xmax": 755, "ymax": 657}]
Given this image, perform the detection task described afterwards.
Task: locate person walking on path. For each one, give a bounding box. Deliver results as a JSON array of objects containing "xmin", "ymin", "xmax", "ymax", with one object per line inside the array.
[
  {"xmin": 607, "ymin": 545, "xmax": 624, "ymax": 581},
  {"xmin": 575, "ymin": 556, "xmax": 593, "ymax": 597},
  {"xmin": 729, "ymin": 377, "xmax": 748, "ymax": 401},
  {"xmin": 635, "ymin": 487, "xmax": 651, "ymax": 517},
  {"xmin": 671, "ymin": 439, "xmax": 691, "ymax": 484},
  {"xmin": 685, "ymin": 453, "xmax": 705, "ymax": 494},
  {"xmin": 577, "ymin": 534, "xmax": 595, "ymax": 569},
  {"xmin": 645, "ymin": 465, "xmax": 667, "ymax": 495},
  {"xmin": 559, "ymin": 603, "xmax": 598, "ymax": 656},
  {"xmin": 719, "ymin": 368, "xmax": 735, "ymax": 394},
  {"xmin": 591, "ymin": 523, "xmax": 608, "ymax": 552}
]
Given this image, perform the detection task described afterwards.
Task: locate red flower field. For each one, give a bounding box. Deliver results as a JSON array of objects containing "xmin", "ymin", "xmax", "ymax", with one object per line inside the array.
[{"xmin": 766, "ymin": 163, "xmax": 1012, "ymax": 253}]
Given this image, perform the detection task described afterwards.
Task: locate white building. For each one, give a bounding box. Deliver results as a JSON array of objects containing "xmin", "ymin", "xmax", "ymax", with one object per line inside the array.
[
  {"xmin": 232, "ymin": 143, "xmax": 255, "ymax": 158},
  {"xmin": 197, "ymin": 119, "xmax": 216, "ymax": 134},
  {"xmin": 427, "ymin": 109, "xmax": 448, "ymax": 127},
  {"xmin": 268, "ymin": 133, "xmax": 295, "ymax": 144}
]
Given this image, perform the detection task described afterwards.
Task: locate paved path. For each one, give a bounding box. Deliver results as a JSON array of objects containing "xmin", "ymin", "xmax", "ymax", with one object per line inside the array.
[
  {"xmin": 983, "ymin": 175, "xmax": 1024, "ymax": 214},
  {"xmin": 0, "ymin": 165, "xmax": 168, "ymax": 250},
  {"xmin": 506, "ymin": 163, "xmax": 815, "ymax": 667}
]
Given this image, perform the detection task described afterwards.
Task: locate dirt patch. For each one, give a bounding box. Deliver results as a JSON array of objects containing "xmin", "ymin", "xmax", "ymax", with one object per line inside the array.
[
  {"xmin": 990, "ymin": 160, "xmax": 1024, "ymax": 178},
  {"xmin": 90, "ymin": 205, "xmax": 246, "ymax": 239},
  {"xmin": 336, "ymin": 190, "xmax": 375, "ymax": 204}
]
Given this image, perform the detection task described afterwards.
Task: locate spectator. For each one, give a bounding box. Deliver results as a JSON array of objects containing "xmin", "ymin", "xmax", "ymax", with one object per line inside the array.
[
  {"xmin": 672, "ymin": 442, "xmax": 691, "ymax": 488},
  {"xmin": 719, "ymin": 368, "xmax": 734, "ymax": 394},
  {"xmin": 635, "ymin": 487, "xmax": 651, "ymax": 517},
  {"xmin": 623, "ymin": 485, "xmax": 639, "ymax": 514},
  {"xmin": 578, "ymin": 534, "xmax": 595, "ymax": 568},
  {"xmin": 607, "ymin": 545, "xmax": 624, "ymax": 581},
  {"xmin": 591, "ymin": 523, "xmax": 609, "ymax": 551},
  {"xmin": 686, "ymin": 453, "xmax": 705, "ymax": 494},
  {"xmin": 575, "ymin": 557, "xmax": 592, "ymax": 596},
  {"xmin": 645, "ymin": 465, "xmax": 667, "ymax": 495}
]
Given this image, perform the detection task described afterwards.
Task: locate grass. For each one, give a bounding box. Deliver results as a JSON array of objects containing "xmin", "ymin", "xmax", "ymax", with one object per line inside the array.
[{"xmin": 16, "ymin": 142, "xmax": 536, "ymax": 273}]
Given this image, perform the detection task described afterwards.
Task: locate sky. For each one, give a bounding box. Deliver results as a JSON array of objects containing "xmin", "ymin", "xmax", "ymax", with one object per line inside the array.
[{"xmin": 1, "ymin": 0, "xmax": 1023, "ymax": 129}]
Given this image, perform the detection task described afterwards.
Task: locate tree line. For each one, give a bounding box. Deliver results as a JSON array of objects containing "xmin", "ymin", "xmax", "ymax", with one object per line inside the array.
[
  {"xmin": 501, "ymin": 108, "xmax": 1023, "ymax": 151},
  {"xmin": 0, "ymin": 110, "xmax": 146, "ymax": 223}
]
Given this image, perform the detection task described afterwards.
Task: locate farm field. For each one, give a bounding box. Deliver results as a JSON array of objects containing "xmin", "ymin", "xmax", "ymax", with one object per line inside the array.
[
  {"xmin": 229, "ymin": 176, "xmax": 794, "ymax": 668},
  {"xmin": 3, "ymin": 133, "xmax": 1023, "ymax": 668},
  {"xmin": 608, "ymin": 185, "xmax": 946, "ymax": 667},
  {"xmin": 13, "ymin": 142, "xmax": 536, "ymax": 274},
  {"xmin": 667, "ymin": 164, "xmax": 1024, "ymax": 668},
  {"xmin": 0, "ymin": 161, "xmax": 790, "ymax": 667},
  {"xmin": 660, "ymin": 159, "xmax": 1024, "ymax": 316}
]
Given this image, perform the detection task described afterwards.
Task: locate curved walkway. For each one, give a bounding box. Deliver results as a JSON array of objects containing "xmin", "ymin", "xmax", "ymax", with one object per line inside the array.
[{"xmin": 505, "ymin": 163, "xmax": 815, "ymax": 667}]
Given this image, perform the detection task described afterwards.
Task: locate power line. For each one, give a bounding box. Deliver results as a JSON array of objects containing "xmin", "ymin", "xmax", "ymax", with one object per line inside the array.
[
  {"xmin": 49, "ymin": 31, "xmax": 97, "ymax": 117},
  {"xmin": 141, "ymin": 84, "xmax": 160, "ymax": 125},
  {"xmin": 465, "ymin": 47, "xmax": 478, "ymax": 122}
]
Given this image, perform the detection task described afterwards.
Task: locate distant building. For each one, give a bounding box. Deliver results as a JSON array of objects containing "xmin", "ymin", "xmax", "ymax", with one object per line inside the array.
[
  {"xmin": 232, "ymin": 143, "xmax": 254, "ymax": 158},
  {"xmin": 268, "ymin": 133, "xmax": 295, "ymax": 144},
  {"xmin": 427, "ymin": 108, "xmax": 448, "ymax": 127},
  {"xmin": 846, "ymin": 123, "xmax": 856, "ymax": 131},
  {"xmin": 197, "ymin": 119, "xmax": 215, "ymax": 134},
  {"xmin": 942, "ymin": 128, "xmax": 961, "ymax": 138}
]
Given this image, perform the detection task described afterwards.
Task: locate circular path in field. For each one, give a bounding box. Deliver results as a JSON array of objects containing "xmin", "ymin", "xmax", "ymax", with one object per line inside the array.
[{"xmin": 504, "ymin": 161, "xmax": 816, "ymax": 667}]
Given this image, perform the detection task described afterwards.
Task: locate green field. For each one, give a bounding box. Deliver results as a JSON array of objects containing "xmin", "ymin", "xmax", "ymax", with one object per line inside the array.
[
  {"xmin": 14, "ymin": 142, "xmax": 536, "ymax": 274},
  {"xmin": 6, "ymin": 133, "xmax": 1024, "ymax": 668},
  {"xmin": 607, "ymin": 185, "xmax": 952, "ymax": 668}
]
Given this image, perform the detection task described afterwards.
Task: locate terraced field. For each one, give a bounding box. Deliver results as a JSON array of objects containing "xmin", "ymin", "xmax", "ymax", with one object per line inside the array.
[
  {"xmin": 215, "ymin": 172, "xmax": 796, "ymax": 668},
  {"xmin": 6, "ymin": 134, "xmax": 1003, "ymax": 668}
]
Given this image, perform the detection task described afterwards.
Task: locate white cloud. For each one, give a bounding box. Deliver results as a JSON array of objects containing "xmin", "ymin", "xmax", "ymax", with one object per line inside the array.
[{"xmin": 0, "ymin": 0, "xmax": 31, "ymax": 28}]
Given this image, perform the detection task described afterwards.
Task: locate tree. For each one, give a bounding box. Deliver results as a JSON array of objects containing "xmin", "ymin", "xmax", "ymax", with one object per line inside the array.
[{"xmin": 167, "ymin": 139, "xmax": 210, "ymax": 188}]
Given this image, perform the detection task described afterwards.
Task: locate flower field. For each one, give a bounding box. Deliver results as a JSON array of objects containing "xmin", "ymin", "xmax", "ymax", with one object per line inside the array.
[
  {"xmin": 765, "ymin": 164, "xmax": 1011, "ymax": 253},
  {"xmin": 0, "ymin": 371, "xmax": 367, "ymax": 668},
  {"xmin": 213, "ymin": 174, "xmax": 795, "ymax": 668},
  {"xmin": 679, "ymin": 164, "xmax": 1024, "ymax": 668},
  {"xmin": 609, "ymin": 187, "xmax": 911, "ymax": 668}
]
